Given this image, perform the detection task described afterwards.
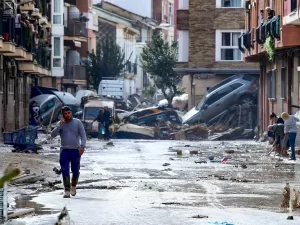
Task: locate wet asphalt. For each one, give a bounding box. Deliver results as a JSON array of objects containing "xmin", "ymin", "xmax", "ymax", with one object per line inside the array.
[{"xmin": 6, "ymin": 139, "xmax": 300, "ymax": 225}]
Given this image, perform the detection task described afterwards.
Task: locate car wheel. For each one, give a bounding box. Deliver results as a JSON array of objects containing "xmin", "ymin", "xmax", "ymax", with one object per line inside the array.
[{"xmin": 240, "ymin": 96, "xmax": 255, "ymax": 106}]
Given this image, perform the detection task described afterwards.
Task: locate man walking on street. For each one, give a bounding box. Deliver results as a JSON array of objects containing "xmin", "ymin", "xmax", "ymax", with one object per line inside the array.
[
  {"xmin": 51, "ymin": 106, "xmax": 87, "ymax": 198},
  {"xmin": 102, "ymin": 106, "xmax": 112, "ymax": 141}
]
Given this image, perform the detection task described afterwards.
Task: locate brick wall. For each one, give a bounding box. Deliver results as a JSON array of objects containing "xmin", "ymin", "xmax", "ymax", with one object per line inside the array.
[{"xmin": 187, "ymin": 0, "xmax": 258, "ymax": 69}]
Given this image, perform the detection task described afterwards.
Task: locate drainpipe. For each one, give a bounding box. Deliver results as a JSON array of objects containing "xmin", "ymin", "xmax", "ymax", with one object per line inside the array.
[
  {"xmin": 0, "ymin": 55, "xmax": 3, "ymax": 135},
  {"xmin": 190, "ymin": 74, "xmax": 194, "ymax": 109}
]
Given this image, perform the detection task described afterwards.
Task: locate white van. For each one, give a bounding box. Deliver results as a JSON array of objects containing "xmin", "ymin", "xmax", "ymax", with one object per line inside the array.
[{"xmin": 82, "ymin": 98, "xmax": 115, "ymax": 136}]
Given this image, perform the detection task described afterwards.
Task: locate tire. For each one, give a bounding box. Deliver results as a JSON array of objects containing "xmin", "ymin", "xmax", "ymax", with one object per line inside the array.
[{"xmin": 239, "ymin": 95, "xmax": 256, "ymax": 106}]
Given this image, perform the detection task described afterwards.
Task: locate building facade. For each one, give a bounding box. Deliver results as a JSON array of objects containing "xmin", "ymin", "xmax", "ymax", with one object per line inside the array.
[
  {"xmin": 94, "ymin": 1, "xmax": 157, "ymax": 98},
  {"xmin": 45, "ymin": 0, "xmax": 98, "ymax": 94},
  {"xmin": 241, "ymin": 0, "xmax": 300, "ymax": 133},
  {"xmin": 0, "ymin": 0, "xmax": 52, "ymax": 138},
  {"xmin": 175, "ymin": 0, "xmax": 259, "ymax": 109}
]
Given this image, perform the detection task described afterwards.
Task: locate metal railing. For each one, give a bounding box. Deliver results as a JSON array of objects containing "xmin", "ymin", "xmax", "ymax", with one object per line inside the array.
[
  {"xmin": 64, "ymin": 13, "xmax": 88, "ymax": 38},
  {"xmin": 64, "ymin": 20, "xmax": 86, "ymax": 37},
  {"xmin": 64, "ymin": 65, "xmax": 87, "ymax": 80},
  {"xmin": 2, "ymin": 13, "xmax": 15, "ymax": 43}
]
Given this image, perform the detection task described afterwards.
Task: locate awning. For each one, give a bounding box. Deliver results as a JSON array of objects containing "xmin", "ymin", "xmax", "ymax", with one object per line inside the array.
[
  {"xmin": 73, "ymin": 41, "xmax": 81, "ymax": 48},
  {"xmin": 173, "ymin": 68, "xmax": 260, "ymax": 75}
]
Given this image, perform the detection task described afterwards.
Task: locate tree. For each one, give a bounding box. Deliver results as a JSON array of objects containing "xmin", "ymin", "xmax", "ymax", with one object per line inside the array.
[
  {"xmin": 140, "ymin": 33, "xmax": 183, "ymax": 106},
  {"xmin": 142, "ymin": 85, "xmax": 156, "ymax": 102},
  {"xmin": 86, "ymin": 39, "xmax": 125, "ymax": 90}
]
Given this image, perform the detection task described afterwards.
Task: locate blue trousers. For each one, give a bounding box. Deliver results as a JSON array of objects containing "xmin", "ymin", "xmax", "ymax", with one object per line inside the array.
[
  {"xmin": 288, "ymin": 133, "xmax": 297, "ymax": 160},
  {"xmin": 60, "ymin": 149, "xmax": 81, "ymax": 179}
]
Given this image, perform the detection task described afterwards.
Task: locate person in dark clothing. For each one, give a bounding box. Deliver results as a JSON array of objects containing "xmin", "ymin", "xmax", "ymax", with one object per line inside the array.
[
  {"xmin": 102, "ymin": 106, "xmax": 112, "ymax": 141},
  {"xmin": 266, "ymin": 7, "xmax": 275, "ymax": 20},
  {"xmin": 29, "ymin": 101, "xmax": 40, "ymax": 126},
  {"xmin": 93, "ymin": 109, "xmax": 103, "ymax": 139},
  {"xmin": 270, "ymin": 112, "xmax": 284, "ymax": 125}
]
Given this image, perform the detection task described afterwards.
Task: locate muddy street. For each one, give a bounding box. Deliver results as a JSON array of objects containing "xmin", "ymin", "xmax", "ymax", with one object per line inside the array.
[{"xmin": 6, "ymin": 140, "xmax": 300, "ymax": 225}]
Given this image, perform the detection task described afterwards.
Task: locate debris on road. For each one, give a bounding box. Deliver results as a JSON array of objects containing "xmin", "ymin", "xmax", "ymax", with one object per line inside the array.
[
  {"xmin": 192, "ymin": 215, "xmax": 209, "ymax": 219},
  {"xmin": 8, "ymin": 208, "xmax": 35, "ymax": 219},
  {"xmin": 162, "ymin": 163, "xmax": 171, "ymax": 167},
  {"xmin": 55, "ymin": 207, "xmax": 70, "ymax": 225}
]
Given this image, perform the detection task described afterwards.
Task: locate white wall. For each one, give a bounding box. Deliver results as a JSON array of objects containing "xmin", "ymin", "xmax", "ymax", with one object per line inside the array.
[
  {"xmin": 179, "ymin": 0, "xmax": 189, "ymax": 9},
  {"xmin": 178, "ymin": 30, "xmax": 189, "ymax": 62},
  {"xmin": 95, "ymin": 0, "xmax": 153, "ymax": 18},
  {"xmin": 136, "ymin": 43, "xmax": 146, "ymax": 94},
  {"xmin": 124, "ymin": 78, "xmax": 136, "ymax": 99},
  {"xmin": 51, "ymin": 0, "xmax": 64, "ymax": 77}
]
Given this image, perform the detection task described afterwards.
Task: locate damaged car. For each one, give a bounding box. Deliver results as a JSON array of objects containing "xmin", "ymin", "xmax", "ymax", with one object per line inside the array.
[
  {"xmin": 123, "ymin": 107, "xmax": 182, "ymax": 126},
  {"xmin": 182, "ymin": 74, "xmax": 258, "ymax": 125}
]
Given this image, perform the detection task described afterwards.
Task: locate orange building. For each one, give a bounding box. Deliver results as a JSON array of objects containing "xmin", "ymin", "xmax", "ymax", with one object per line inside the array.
[{"xmin": 240, "ymin": 0, "xmax": 300, "ymax": 134}]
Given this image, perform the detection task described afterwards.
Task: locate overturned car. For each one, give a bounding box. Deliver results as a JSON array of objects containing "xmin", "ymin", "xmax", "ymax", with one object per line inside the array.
[{"xmin": 123, "ymin": 107, "xmax": 182, "ymax": 127}]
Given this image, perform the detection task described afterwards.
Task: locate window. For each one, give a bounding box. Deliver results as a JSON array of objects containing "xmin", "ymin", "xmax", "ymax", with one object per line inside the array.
[
  {"xmin": 217, "ymin": 85, "xmax": 234, "ymax": 99},
  {"xmin": 216, "ymin": 31, "xmax": 242, "ymax": 61},
  {"xmin": 230, "ymin": 83, "xmax": 243, "ymax": 90},
  {"xmin": 291, "ymin": 0, "xmax": 297, "ymax": 12},
  {"xmin": 217, "ymin": 0, "xmax": 242, "ymax": 8},
  {"xmin": 206, "ymin": 93, "xmax": 221, "ymax": 106},
  {"xmin": 281, "ymin": 67, "xmax": 287, "ymax": 98},
  {"xmin": 53, "ymin": 37, "xmax": 62, "ymax": 67},
  {"xmin": 53, "ymin": 0, "xmax": 62, "ymax": 24},
  {"xmin": 267, "ymin": 70, "xmax": 276, "ymax": 99}
]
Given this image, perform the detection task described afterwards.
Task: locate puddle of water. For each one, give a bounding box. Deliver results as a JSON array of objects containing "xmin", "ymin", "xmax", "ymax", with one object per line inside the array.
[{"xmin": 14, "ymin": 194, "xmax": 60, "ymax": 215}]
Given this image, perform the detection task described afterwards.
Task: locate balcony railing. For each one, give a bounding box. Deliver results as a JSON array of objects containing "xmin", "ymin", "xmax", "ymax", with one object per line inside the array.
[
  {"xmin": 2, "ymin": 13, "xmax": 15, "ymax": 43},
  {"xmin": 39, "ymin": 0, "xmax": 50, "ymax": 19},
  {"xmin": 64, "ymin": 13, "xmax": 88, "ymax": 38},
  {"xmin": 34, "ymin": 44, "xmax": 50, "ymax": 69},
  {"xmin": 64, "ymin": 65, "xmax": 87, "ymax": 80}
]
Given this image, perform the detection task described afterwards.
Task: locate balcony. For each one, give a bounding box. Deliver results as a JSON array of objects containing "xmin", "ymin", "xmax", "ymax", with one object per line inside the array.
[
  {"xmin": 34, "ymin": 44, "xmax": 51, "ymax": 69},
  {"xmin": 283, "ymin": 1, "xmax": 300, "ymax": 25},
  {"xmin": 283, "ymin": 9, "xmax": 300, "ymax": 26},
  {"xmin": 243, "ymin": 14, "xmax": 300, "ymax": 62},
  {"xmin": 64, "ymin": 13, "xmax": 88, "ymax": 42},
  {"xmin": 63, "ymin": 65, "xmax": 87, "ymax": 85}
]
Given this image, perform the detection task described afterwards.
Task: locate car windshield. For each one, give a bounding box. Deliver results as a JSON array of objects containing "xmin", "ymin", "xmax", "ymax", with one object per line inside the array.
[{"xmin": 196, "ymin": 95, "xmax": 207, "ymax": 110}]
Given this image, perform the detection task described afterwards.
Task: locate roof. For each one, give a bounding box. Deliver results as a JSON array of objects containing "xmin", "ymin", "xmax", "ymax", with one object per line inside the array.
[
  {"xmin": 174, "ymin": 68, "xmax": 260, "ymax": 75},
  {"xmin": 53, "ymin": 92, "xmax": 79, "ymax": 105},
  {"xmin": 30, "ymin": 94, "xmax": 57, "ymax": 104},
  {"xmin": 102, "ymin": 1, "xmax": 146, "ymax": 19}
]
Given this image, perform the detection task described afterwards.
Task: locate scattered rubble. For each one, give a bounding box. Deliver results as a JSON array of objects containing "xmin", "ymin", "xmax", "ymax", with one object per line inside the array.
[
  {"xmin": 192, "ymin": 215, "xmax": 208, "ymax": 219},
  {"xmin": 162, "ymin": 163, "xmax": 171, "ymax": 167}
]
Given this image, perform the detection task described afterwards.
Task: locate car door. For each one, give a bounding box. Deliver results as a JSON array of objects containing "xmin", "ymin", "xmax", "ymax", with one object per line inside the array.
[
  {"xmin": 42, "ymin": 98, "xmax": 56, "ymax": 125},
  {"xmin": 201, "ymin": 85, "xmax": 234, "ymax": 122},
  {"xmin": 201, "ymin": 92, "xmax": 221, "ymax": 122}
]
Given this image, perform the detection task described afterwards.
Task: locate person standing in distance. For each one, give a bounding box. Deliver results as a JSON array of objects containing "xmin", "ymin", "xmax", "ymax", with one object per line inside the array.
[{"xmin": 51, "ymin": 106, "xmax": 87, "ymax": 198}]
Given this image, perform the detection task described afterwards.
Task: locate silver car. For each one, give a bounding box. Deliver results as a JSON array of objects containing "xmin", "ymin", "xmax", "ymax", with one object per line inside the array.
[{"xmin": 182, "ymin": 74, "xmax": 258, "ymax": 125}]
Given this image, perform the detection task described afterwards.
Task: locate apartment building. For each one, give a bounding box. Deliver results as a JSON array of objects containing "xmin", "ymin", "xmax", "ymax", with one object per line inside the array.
[
  {"xmin": 48, "ymin": 0, "xmax": 98, "ymax": 94},
  {"xmin": 241, "ymin": 0, "xmax": 300, "ymax": 133},
  {"xmin": 175, "ymin": 0, "xmax": 259, "ymax": 109},
  {"xmin": 0, "ymin": 0, "xmax": 52, "ymax": 137},
  {"xmin": 94, "ymin": 1, "xmax": 157, "ymax": 97}
]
